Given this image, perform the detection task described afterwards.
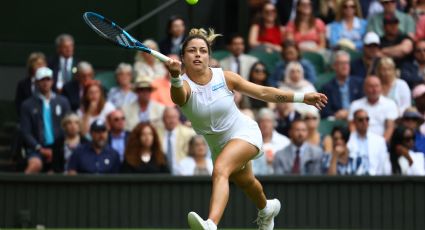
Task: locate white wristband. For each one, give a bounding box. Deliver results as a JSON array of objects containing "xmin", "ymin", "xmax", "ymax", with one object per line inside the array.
[
  {"xmin": 293, "ymin": 92, "xmax": 305, "ymax": 103},
  {"xmin": 170, "ymin": 76, "xmax": 183, "ymax": 88}
]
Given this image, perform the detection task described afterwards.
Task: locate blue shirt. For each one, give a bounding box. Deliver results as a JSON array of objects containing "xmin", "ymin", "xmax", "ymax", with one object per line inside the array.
[
  {"xmin": 67, "ymin": 143, "xmax": 121, "ymax": 174},
  {"xmin": 328, "ymin": 17, "xmax": 367, "ymax": 50},
  {"xmin": 40, "ymin": 96, "xmax": 54, "ymax": 145},
  {"xmin": 338, "ymin": 79, "xmax": 350, "ymax": 109},
  {"xmin": 110, "ymin": 132, "xmax": 126, "ymax": 162}
]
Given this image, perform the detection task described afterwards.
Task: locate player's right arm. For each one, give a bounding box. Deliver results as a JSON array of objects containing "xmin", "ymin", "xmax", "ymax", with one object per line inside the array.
[{"xmin": 165, "ymin": 59, "xmax": 190, "ymax": 106}]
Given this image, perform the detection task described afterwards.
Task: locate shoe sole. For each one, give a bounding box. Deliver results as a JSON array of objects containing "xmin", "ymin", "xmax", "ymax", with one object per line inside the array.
[{"xmin": 188, "ymin": 212, "xmax": 206, "ymax": 230}]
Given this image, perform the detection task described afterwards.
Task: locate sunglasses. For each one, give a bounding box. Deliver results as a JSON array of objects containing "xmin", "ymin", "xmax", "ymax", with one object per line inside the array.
[
  {"xmin": 136, "ymin": 88, "xmax": 153, "ymax": 92},
  {"xmin": 113, "ymin": 117, "xmax": 125, "ymax": 122},
  {"xmin": 355, "ymin": 117, "xmax": 369, "ymax": 122},
  {"xmin": 403, "ymin": 135, "xmax": 414, "ymax": 141},
  {"xmin": 304, "ymin": 116, "xmax": 318, "ymax": 120},
  {"xmin": 416, "ymin": 48, "xmax": 425, "ymax": 53},
  {"xmin": 343, "ymin": 4, "xmax": 355, "ymax": 9},
  {"xmin": 253, "ymin": 68, "xmax": 266, "ymax": 73}
]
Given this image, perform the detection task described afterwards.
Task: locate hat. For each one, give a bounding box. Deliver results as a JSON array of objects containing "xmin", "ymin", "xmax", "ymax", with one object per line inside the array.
[
  {"xmin": 337, "ymin": 39, "xmax": 356, "ymax": 51},
  {"xmin": 133, "ymin": 76, "xmax": 154, "ymax": 89},
  {"xmin": 363, "ymin": 32, "xmax": 380, "ymax": 45},
  {"xmin": 90, "ymin": 119, "xmax": 107, "ymax": 132},
  {"xmin": 402, "ymin": 109, "xmax": 424, "ymax": 121},
  {"xmin": 413, "ymin": 84, "xmax": 425, "ymax": 99},
  {"xmin": 35, "ymin": 67, "xmax": 53, "ymax": 80},
  {"xmin": 383, "ymin": 13, "xmax": 399, "ymax": 25}
]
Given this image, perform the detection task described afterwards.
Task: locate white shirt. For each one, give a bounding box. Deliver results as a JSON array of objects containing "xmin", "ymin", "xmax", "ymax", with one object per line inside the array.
[
  {"xmin": 107, "ymin": 87, "xmax": 137, "ymax": 108},
  {"xmin": 176, "ymin": 156, "xmax": 213, "ymax": 176},
  {"xmin": 387, "ymin": 79, "xmax": 411, "ymax": 115},
  {"xmin": 77, "ymin": 101, "xmax": 116, "ymax": 125},
  {"xmin": 349, "ymin": 96, "xmax": 399, "ymax": 136},
  {"xmin": 399, "ymin": 151, "xmax": 425, "ymax": 176}
]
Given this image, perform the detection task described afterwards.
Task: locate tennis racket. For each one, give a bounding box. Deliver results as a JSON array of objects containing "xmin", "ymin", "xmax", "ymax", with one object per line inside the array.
[{"xmin": 83, "ymin": 12, "xmax": 170, "ymax": 62}]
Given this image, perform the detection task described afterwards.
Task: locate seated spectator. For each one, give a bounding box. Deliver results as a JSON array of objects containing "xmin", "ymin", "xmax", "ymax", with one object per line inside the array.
[
  {"xmin": 376, "ymin": 57, "xmax": 411, "ymax": 114},
  {"xmin": 78, "ymin": 80, "xmax": 115, "ymax": 136},
  {"xmin": 399, "ymin": 107, "xmax": 425, "ymax": 155},
  {"xmin": 15, "ymin": 52, "xmax": 47, "ymax": 116},
  {"xmin": 156, "ymin": 107, "xmax": 196, "ymax": 174},
  {"xmin": 349, "ymin": 76, "xmax": 398, "ymax": 142},
  {"xmin": 274, "ymin": 103, "xmax": 301, "ymax": 137},
  {"xmin": 220, "ymin": 34, "xmax": 258, "ymax": 80},
  {"xmin": 389, "ymin": 126, "xmax": 425, "ymax": 175},
  {"xmin": 367, "ymin": 0, "xmax": 383, "ymax": 18},
  {"xmin": 303, "ymin": 109, "xmax": 323, "ymax": 147},
  {"xmin": 273, "ymin": 119, "xmax": 323, "ymax": 175},
  {"xmin": 412, "ymin": 85, "xmax": 425, "ymax": 152},
  {"xmin": 350, "ymin": 32, "xmax": 381, "ymax": 78},
  {"xmin": 327, "ymin": 0, "xmax": 367, "ymax": 51},
  {"xmin": 122, "ymin": 76, "xmax": 165, "ymax": 131},
  {"xmin": 416, "ymin": 15, "xmax": 425, "ymax": 40},
  {"xmin": 121, "ymin": 123, "xmax": 170, "ymax": 174},
  {"xmin": 107, "ymin": 63, "xmax": 137, "ymax": 108},
  {"xmin": 321, "ymin": 50, "xmax": 364, "ymax": 119},
  {"xmin": 150, "ymin": 54, "xmax": 178, "ymax": 107},
  {"xmin": 20, "ymin": 67, "xmax": 71, "ymax": 174},
  {"xmin": 285, "ymin": 0, "xmax": 326, "ymax": 52},
  {"xmin": 247, "ymin": 61, "xmax": 270, "ymax": 110},
  {"xmin": 68, "ymin": 119, "xmax": 121, "ymax": 174},
  {"xmin": 367, "ymin": 0, "xmax": 415, "ymax": 37},
  {"xmin": 400, "ymin": 39, "xmax": 425, "ymax": 88},
  {"xmin": 380, "ymin": 13, "xmax": 414, "ymax": 67},
  {"xmin": 347, "ymin": 109, "xmax": 391, "ymax": 175},
  {"xmin": 322, "ymin": 126, "xmax": 354, "ymax": 175},
  {"xmin": 278, "ymin": 62, "xmax": 317, "ymax": 114},
  {"xmin": 159, "ymin": 15, "xmax": 186, "ymax": 55},
  {"xmin": 62, "ymin": 61, "xmax": 95, "ymax": 111},
  {"xmin": 48, "ymin": 34, "xmax": 78, "ymax": 92},
  {"xmin": 269, "ymin": 40, "xmax": 317, "ymax": 86},
  {"xmin": 134, "ymin": 39, "xmax": 167, "ymax": 80},
  {"xmin": 106, "ymin": 110, "xmax": 130, "ymax": 163},
  {"xmin": 248, "ymin": 2, "xmax": 284, "ymax": 53},
  {"xmin": 176, "ymin": 135, "xmax": 213, "ymax": 176},
  {"xmin": 52, "ymin": 113, "xmax": 88, "ymax": 173},
  {"xmin": 252, "ymin": 108, "xmax": 290, "ymax": 175}
]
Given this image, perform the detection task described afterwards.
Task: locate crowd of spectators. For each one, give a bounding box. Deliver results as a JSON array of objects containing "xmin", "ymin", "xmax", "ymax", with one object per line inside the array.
[{"xmin": 11, "ymin": 0, "xmax": 425, "ymax": 176}]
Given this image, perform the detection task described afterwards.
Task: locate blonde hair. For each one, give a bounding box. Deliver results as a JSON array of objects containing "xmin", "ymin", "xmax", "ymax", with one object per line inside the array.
[
  {"xmin": 61, "ymin": 113, "xmax": 81, "ymax": 129},
  {"xmin": 376, "ymin": 57, "xmax": 398, "ymax": 79},
  {"xmin": 336, "ymin": 0, "xmax": 363, "ymax": 21},
  {"xmin": 181, "ymin": 28, "xmax": 222, "ymax": 55}
]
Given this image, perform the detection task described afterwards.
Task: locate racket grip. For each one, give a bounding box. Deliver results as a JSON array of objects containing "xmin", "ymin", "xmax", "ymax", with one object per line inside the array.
[{"xmin": 150, "ymin": 50, "xmax": 171, "ymax": 62}]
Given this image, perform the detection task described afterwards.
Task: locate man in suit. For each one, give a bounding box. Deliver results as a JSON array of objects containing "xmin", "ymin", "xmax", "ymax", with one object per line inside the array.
[
  {"xmin": 156, "ymin": 106, "xmax": 196, "ymax": 174},
  {"xmin": 122, "ymin": 76, "xmax": 165, "ymax": 131},
  {"xmin": 219, "ymin": 34, "xmax": 258, "ymax": 80},
  {"xmin": 320, "ymin": 50, "xmax": 364, "ymax": 119},
  {"xmin": 20, "ymin": 67, "xmax": 71, "ymax": 173},
  {"xmin": 61, "ymin": 61, "xmax": 95, "ymax": 111},
  {"xmin": 273, "ymin": 119, "xmax": 323, "ymax": 175},
  {"xmin": 106, "ymin": 109, "xmax": 130, "ymax": 163},
  {"xmin": 48, "ymin": 34, "xmax": 78, "ymax": 92}
]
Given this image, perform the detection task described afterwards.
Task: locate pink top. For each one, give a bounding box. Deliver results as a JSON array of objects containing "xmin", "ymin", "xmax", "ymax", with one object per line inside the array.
[
  {"xmin": 257, "ymin": 25, "xmax": 282, "ymax": 46},
  {"xmin": 416, "ymin": 15, "xmax": 425, "ymax": 40},
  {"xmin": 286, "ymin": 19, "xmax": 325, "ymax": 46}
]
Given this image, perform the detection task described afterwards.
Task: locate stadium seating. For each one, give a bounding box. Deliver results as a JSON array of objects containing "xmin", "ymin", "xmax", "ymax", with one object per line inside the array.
[
  {"xmin": 301, "ymin": 51, "xmax": 326, "ymax": 74},
  {"xmin": 95, "ymin": 71, "xmax": 117, "ymax": 91},
  {"xmin": 314, "ymin": 72, "xmax": 335, "ymax": 90},
  {"xmin": 248, "ymin": 50, "xmax": 281, "ymax": 74},
  {"xmin": 211, "ymin": 49, "xmax": 230, "ymax": 61},
  {"xmin": 318, "ymin": 119, "xmax": 348, "ymax": 136}
]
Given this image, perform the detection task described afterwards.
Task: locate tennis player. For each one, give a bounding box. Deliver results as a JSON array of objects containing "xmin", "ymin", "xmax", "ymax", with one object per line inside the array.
[{"xmin": 165, "ymin": 28, "xmax": 328, "ymax": 230}]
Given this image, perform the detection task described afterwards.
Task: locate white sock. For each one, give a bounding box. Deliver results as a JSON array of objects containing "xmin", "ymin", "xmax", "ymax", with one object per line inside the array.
[
  {"xmin": 206, "ymin": 219, "xmax": 217, "ymax": 230},
  {"xmin": 259, "ymin": 200, "xmax": 272, "ymax": 215}
]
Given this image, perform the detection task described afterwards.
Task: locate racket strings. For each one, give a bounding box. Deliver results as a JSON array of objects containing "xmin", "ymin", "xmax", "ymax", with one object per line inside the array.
[{"xmin": 88, "ymin": 16, "xmax": 130, "ymax": 46}]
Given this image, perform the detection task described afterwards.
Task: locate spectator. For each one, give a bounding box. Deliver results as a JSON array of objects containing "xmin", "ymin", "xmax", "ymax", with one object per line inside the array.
[
  {"xmin": 327, "ymin": 0, "xmax": 367, "ymax": 50},
  {"xmin": 106, "ymin": 110, "xmax": 130, "ymax": 163},
  {"xmin": 322, "ymin": 126, "xmax": 354, "ymax": 175},
  {"xmin": 48, "ymin": 34, "xmax": 78, "ymax": 92},
  {"xmin": 274, "ymin": 102, "xmax": 302, "ymax": 136},
  {"xmin": 376, "ymin": 57, "xmax": 411, "ymax": 114},
  {"xmin": 302, "ymin": 110, "xmax": 323, "ymax": 147},
  {"xmin": 367, "ymin": 0, "xmax": 384, "ymax": 18},
  {"xmin": 248, "ymin": 2, "xmax": 285, "ymax": 53},
  {"xmin": 78, "ymin": 80, "xmax": 115, "ymax": 136},
  {"xmin": 349, "ymin": 76, "xmax": 398, "ymax": 142},
  {"xmin": 367, "ymin": 0, "xmax": 415, "ymax": 37},
  {"xmin": 159, "ymin": 15, "xmax": 186, "ymax": 55},
  {"xmin": 380, "ymin": 13, "xmax": 414, "ymax": 67},
  {"xmin": 347, "ymin": 109, "xmax": 391, "ymax": 175},
  {"xmin": 52, "ymin": 113, "xmax": 88, "ymax": 173},
  {"xmin": 285, "ymin": 0, "xmax": 327, "ymax": 52},
  {"xmin": 278, "ymin": 61, "xmax": 317, "ymax": 114},
  {"xmin": 389, "ymin": 125, "xmax": 425, "ymax": 175},
  {"xmin": 318, "ymin": 0, "xmax": 338, "ymax": 24},
  {"xmin": 350, "ymin": 32, "xmax": 381, "ymax": 78},
  {"xmin": 400, "ymin": 39, "xmax": 425, "ymax": 88},
  {"xmin": 121, "ymin": 123, "xmax": 170, "ymax": 173},
  {"xmin": 122, "ymin": 76, "xmax": 165, "ymax": 131},
  {"xmin": 176, "ymin": 135, "xmax": 213, "ymax": 176},
  {"xmin": 20, "ymin": 67, "xmax": 71, "ymax": 173},
  {"xmin": 134, "ymin": 39, "xmax": 167, "ymax": 80},
  {"xmin": 156, "ymin": 107, "xmax": 196, "ymax": 174},
  {"xmin": 269, "ymin": 40, "xmax": 317, "ymax": 86},
  {"xmin": 273, "ymin": 119, "xmax": 324, "ymax": 175},
  {"xmin": 220, "ymin": 34, "xmax": 258, "ymax": 80},
  {"xmin": 416, "ymin": 15, "xmax": 425, "ymax": 40},
  {"xmin": 252, "ymin": 108, "xmax": 290, "ymax": 175},
  {"xmin": 412, "ymin": 85, "xmax": 425, "ymax": 149},
  {"xmin": 15, "ymin": 52, "xmax": 47, "ymax": 115},
  {"xmin": 62, "ymin": 61, "xmax": 95, "ymax": 111},
  {"xmin": 321, "ymin": 50, "xmax": 364, "ymax": 119},
  {"xmin": 399, "ymin": 107, "xmax": 425, "ymax": 154},
  {"xmin": 68, "ymin": 119, "xmax": 121, "ymax": 174},
  {"xmin": 247, "ymin": 61, "xmax": 270, "ymax": 110},
  {"xmin": 150, "ymin": 54, "xmax": 178, "ymax": 107},
  {"xmin": 107, "ymin": 63, "xmax": 137, "ymax": 108}
]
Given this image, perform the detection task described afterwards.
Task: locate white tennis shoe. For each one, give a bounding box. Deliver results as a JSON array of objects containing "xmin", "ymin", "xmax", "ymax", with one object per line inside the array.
[
  {"xmin": 188, "ymin": 212, "xmax": 217, "ymax": 230},
  {"xmin": 255, "ymin": 199, "xmax": 281, "ymax": 230}
]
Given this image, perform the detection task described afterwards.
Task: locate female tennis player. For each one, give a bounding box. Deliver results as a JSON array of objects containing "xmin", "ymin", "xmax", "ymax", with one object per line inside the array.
[{"xmin": 165, "ymin": 28, "xmax": 327, "ymax": 230}]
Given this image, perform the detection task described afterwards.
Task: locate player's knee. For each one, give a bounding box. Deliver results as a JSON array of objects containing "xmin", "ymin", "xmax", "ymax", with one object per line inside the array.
[{"xmin": 212, "ymin": 165, "xmax": 231, "ymax": 181}]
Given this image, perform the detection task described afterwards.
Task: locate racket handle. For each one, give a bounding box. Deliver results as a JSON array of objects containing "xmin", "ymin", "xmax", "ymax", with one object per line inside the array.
[{"xmin": 150, "ymin": 50, "xmax": 171, "ymax": 62}]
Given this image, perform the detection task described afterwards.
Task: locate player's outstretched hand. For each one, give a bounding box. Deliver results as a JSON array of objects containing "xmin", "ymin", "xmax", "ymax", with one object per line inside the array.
[
  {"xmin": 304, "ymin": 92, "xmax": 328, "ymax": 110},
  {"xmin": 165, "ymin": 58, "xmax": 182, "ymax": 78}
]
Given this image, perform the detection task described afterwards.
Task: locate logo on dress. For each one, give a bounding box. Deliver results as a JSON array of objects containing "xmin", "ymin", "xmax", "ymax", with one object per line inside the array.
[{"xmin": 212, "ymin": 82, "xmax": 225, "ymax": 91}]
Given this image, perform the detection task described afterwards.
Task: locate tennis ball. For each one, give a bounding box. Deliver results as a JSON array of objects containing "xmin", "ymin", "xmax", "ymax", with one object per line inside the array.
[{"xmin": 186, "ymin": 0, "xmax": 198, "ymax": 5}]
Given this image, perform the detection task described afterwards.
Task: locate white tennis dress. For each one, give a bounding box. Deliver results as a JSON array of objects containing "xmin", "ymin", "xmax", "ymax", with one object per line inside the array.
[{"xmin": 180, "ymin": 68, "xmax": 263, "ymax": 162}]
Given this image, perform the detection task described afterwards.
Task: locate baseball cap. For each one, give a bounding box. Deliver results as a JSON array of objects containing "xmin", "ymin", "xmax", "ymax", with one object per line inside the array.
[
  {"xmin": 413, "ymin": 84, "xmax": 425, "ymax": 99},
  {"xmin": 90, "ymin": 119, "xmax": 107, "ymax": 132},
  {"xmin": 363, "ymin": 32, "xmax": 380, "ymax": 45},
  {"xmin": 35, "ymin": 67, "xmax": 53, "ymax": 81},
  {"xmin": 383, "ymin": 13, "xmax": 399, "ymax": 25}
]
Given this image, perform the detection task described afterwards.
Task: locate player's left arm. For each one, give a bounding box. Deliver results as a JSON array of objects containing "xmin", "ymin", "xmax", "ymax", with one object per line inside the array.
[{"xmin": 224, "ymin": 71, "xmax": 327, "ymax": 110}]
